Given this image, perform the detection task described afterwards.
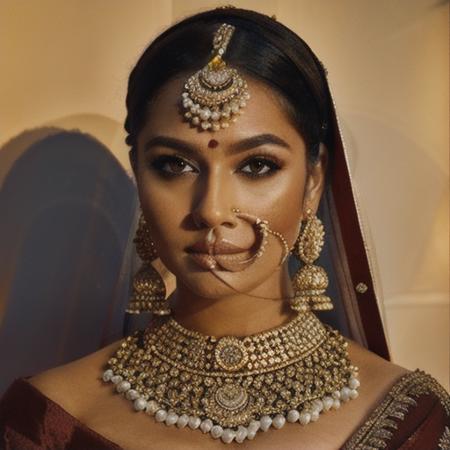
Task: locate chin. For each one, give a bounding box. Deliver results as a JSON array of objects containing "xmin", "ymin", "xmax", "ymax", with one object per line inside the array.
[
  {"xmin": 172, "ymin": 264, "xmax": 259, "ymax": 300},
  {"xmin": 165, "ymin": 254, "xmax": 277, "ymax": 300},
  {"xmin": 179, "ymin": 271, "xmax": 247, "ymax": 299}
]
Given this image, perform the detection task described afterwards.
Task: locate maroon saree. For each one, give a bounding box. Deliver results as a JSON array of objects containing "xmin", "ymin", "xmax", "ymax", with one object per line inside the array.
[{"xmin": 0, "ymin": 371, "xmax": 449, "ymax": 450}]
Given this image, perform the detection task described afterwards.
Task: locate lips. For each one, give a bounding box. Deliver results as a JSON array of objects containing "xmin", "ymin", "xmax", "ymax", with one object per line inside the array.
[
  {"xmin": 186, "ymin": 238, "xmax": 254, "ymax": 271},
  {"xmin": 188, "ymin": 251, "xmax": 254, "ymax": 272},
  {"xmin": 187, "ymin": 238, "xmax": 248, "ymax": 255},
  {"xmin": 188, "ymin": 253, "xmax": 219, "ymax": 270}
]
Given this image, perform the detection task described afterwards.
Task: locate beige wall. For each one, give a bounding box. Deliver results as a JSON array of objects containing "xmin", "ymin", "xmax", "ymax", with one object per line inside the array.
[{"xmin": 1, "ymin": 0, "xmax": 448, "ymax": 388}]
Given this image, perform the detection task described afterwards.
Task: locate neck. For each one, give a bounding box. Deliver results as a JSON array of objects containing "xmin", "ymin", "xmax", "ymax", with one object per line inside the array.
[{"xmin": 169, "ymin": 264, "xmax": 297, "ymax": 337}]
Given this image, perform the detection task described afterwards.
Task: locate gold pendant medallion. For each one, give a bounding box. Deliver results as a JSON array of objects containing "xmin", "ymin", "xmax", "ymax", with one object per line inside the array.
[{"xmin": 103, "ymin": 312, "xmax": 360, "ymax": 443}]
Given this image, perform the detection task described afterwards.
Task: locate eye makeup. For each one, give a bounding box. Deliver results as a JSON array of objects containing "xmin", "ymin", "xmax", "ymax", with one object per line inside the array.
[
  {"xmin": 149, "ymin": 154, "xmax": 198, "ymax": 178},
  {"xmin": 237, "ymin": 154, "xmax": 283, "ymax": 179},
  {"xmin": 147, "ymin": 150, "xmax": 285, "ymax": 180}
]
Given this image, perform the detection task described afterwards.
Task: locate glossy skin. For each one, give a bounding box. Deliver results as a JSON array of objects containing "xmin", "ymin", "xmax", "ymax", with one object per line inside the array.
[{"xmin": 132, "ymin": 76, "xmax": 327, "ymax": 337}]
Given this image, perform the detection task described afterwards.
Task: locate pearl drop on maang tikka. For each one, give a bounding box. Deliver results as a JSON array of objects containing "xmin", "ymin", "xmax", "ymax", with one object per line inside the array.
[{"xmin": 181, "ymin": 23, "xmax": 250, "ymax": 132}]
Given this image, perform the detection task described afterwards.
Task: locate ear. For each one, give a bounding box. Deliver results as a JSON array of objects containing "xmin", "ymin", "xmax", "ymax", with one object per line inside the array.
[{"xmin": 302, "ymin": 143, "xmax": 328, "ymax": 217}]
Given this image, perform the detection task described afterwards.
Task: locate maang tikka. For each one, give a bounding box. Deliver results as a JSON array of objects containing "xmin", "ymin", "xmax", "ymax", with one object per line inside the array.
[
  {"xmin": 126, "ymin": 212, "xmax": 170, "ymax": 316},
  {"xmin": 291, "ymin": 208, "xmax": 333, "ymax": 312},
  {"xmin": 181, "ymin": 23, "xmax": 250, "ymax": 131}
]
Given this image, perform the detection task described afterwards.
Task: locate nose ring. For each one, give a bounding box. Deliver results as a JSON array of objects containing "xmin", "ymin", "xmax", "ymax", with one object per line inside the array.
[
  {"xmin": 206, "ymin": 227, "xmax": 216, "ymax": 248},
  {"xmin": 231, "ymin": 207, "xmax": 290, "ymax": 264}
]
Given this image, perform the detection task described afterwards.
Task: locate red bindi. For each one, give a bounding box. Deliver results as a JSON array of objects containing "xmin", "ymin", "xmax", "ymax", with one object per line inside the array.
[{"xmin": 208, "ymin": 139, "xmax": 219, "ymax": 149}]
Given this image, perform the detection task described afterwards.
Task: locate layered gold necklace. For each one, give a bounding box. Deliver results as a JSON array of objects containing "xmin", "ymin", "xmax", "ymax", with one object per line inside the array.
[{"xmin": 102, "ymin": 311, "xmax": 360, "ymax": 444}]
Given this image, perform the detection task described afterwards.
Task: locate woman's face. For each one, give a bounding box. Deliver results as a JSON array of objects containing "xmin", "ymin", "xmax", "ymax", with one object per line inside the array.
[{"xmin": 133, "ymin": 76, "xmax": 325, "ymax": 299}]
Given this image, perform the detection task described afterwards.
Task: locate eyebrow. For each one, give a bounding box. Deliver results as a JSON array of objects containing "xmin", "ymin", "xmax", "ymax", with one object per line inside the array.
[
  {"xmin": 143, "ymin": 133, "xmax": 291, "ymax": 156},
  {"xmin": 232, "ymin": 134, "xmax": 291, "ymax": 153}
]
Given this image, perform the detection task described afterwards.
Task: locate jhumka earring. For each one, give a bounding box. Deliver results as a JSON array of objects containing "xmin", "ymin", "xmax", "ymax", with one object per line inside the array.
[
  {"xmin": 290, "ymin": 208, "xmax": 333, "ymax": 312},
  {"xmin": 181, "ymin": 23, "xmax": 250, "ymax": 131},
  {"xmin": 125, "ymin": 212, "xmax": 170, "ymax": 316}
]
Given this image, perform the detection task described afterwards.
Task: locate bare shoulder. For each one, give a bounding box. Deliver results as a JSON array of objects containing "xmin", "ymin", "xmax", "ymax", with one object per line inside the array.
[
  {"xmin": 346, "ymin": 338, "xmax": 409, "ymax": 416},
  {"xmin": 347, "ymin": 338, "xmax": 408, "ymax": 380},
  {"xmin": 28, "ymin": 337, "xmax": 125, "ymax": 417}
]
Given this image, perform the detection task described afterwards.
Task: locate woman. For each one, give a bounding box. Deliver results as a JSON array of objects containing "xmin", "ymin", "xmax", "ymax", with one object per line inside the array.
[{"xmin": 0, "ymin": 7, "xmax": 448, "ymax": 450}]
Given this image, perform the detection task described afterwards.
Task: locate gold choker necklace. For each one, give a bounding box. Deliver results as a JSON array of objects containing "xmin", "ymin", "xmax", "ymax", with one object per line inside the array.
[{"xmin": 103, "ymin": 312, "xmax": 360, "ymax": 444}]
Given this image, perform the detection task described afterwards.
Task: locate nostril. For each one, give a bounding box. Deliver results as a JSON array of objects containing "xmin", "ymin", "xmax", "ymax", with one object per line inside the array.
[{"xmin": 191, "ymin": 210, "xmax": 238, "ymax": 230}]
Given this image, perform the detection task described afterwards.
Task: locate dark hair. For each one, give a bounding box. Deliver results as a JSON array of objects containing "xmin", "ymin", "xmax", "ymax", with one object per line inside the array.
[{"xmin": 125, "ymin": 7, "xmax": 332, "ymax": 163}]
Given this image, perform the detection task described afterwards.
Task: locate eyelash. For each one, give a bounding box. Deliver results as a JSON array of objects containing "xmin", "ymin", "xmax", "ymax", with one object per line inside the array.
[
  {"xmin": 239, "ymin": 154, "xmax": 282, "ymax": 179},
  {"xmin": 149, "ymin": 153, "xmax": 283, "ymax": 179},
  {"xmin": 150, "ymin": 155, "xmax": 196, "ymax": 178}
]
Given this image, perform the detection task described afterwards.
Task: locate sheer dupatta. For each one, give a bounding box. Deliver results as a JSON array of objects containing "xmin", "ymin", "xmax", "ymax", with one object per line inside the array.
[{"xmin": 298, "ymin": 80, "xmax": 391, "ymax": 360}]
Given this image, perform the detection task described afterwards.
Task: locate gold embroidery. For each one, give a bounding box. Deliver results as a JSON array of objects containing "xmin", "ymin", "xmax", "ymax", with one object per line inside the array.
[
  {"xmin": 439, "ymin": 426, "xmax": 450, "ymax": 450},
  {"xmin": 343, "ymin": 369, "xmax": 450, "ymax": 450}
]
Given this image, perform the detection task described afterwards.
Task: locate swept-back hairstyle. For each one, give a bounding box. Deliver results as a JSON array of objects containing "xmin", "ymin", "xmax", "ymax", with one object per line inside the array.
[{"xmin": 124, "ymin": 7, "xmax": 332, "ymax": 164}]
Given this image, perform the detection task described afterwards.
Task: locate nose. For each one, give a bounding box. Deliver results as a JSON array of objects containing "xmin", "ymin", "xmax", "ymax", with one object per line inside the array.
[{"xmin": 191, "ymin": 170, "xmax": 238, "ymax": 230}]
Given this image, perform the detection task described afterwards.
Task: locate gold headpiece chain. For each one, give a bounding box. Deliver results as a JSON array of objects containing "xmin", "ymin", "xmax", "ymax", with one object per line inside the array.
[{"xmin": 181, "ymin": 23, "xmax": 250, "ymax": 131}]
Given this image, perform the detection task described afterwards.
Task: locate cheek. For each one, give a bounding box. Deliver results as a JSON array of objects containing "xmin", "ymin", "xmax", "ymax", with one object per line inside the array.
[
  {"xmin": 238, "ymin": 169, "xmax": 306, "ymax": 247},
  {"xmin": 136, "ymin": 172, "xmax": 189, "ymax": 260},
  {"xmin": 136, "ymin": 157, "xmax": 307, "ymax": 267}
]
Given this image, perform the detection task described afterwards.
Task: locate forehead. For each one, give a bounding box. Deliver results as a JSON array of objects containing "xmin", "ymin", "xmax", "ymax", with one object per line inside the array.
[{"xmin": 137, "ymin": 76, "xmax": 305, "ymax": 151}]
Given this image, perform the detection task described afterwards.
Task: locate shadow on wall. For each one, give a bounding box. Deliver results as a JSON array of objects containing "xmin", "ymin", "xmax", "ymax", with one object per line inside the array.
[{"xmin": 0, "ymin": 130, "xmax": 138, "ymax": 395}]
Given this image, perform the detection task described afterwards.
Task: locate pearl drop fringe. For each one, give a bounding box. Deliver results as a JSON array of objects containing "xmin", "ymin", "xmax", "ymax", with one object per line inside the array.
[{"xmin": 102, "ymin": 369, "xmax": 361, "ymax": 444}]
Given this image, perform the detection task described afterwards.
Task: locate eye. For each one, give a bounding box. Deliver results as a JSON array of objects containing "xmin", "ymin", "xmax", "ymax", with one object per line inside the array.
[
  {"xmin": 239, "ymin": 157, "xmax": 281, "ymax": 178},
  {"xmin": 150, "ymin": 155, "xmax": 197, "ymax": 176}
]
